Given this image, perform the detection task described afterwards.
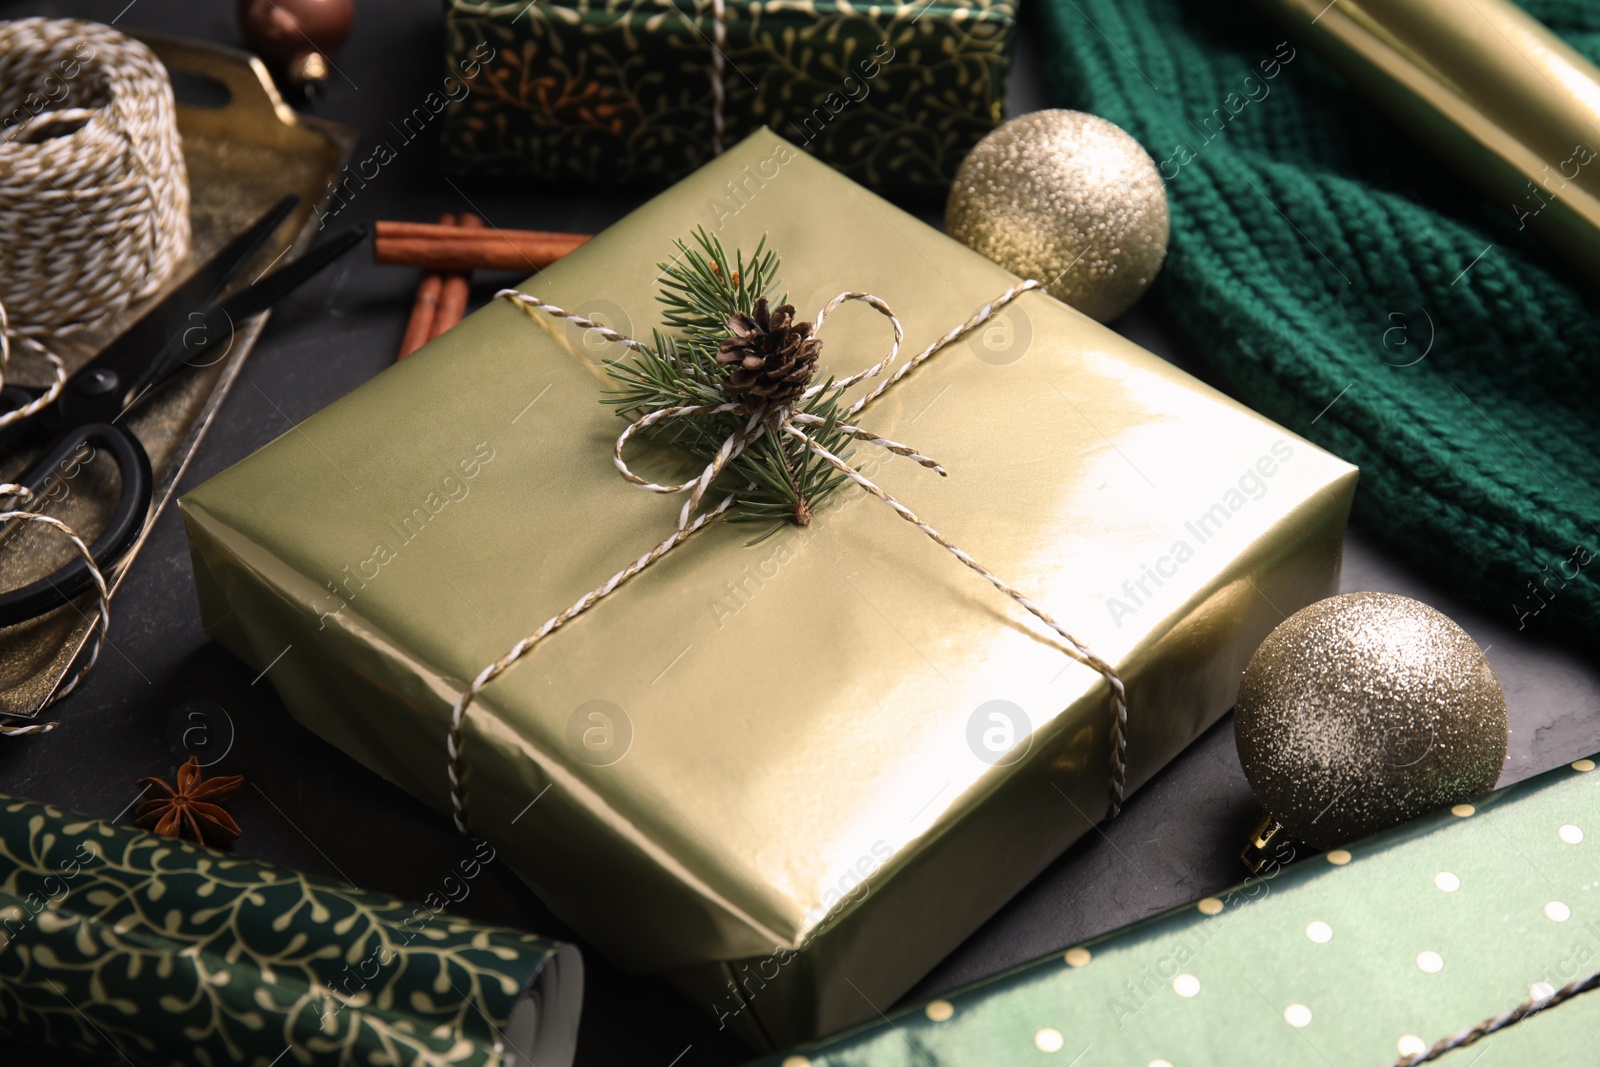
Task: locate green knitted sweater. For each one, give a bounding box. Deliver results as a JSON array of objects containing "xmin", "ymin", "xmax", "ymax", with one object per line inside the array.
[{"xmin": 1037, "ymin": 0, "xmax": 1600, "ymax": 648}]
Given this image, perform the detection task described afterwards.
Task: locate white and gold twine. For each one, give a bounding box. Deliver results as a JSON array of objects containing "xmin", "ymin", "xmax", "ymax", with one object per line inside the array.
[
  {"xmin": 0, "ymin": 18, "xmax": 189, "ymax": 379},
  {"xmin": 444, "ymin": 278, "xmax": 1131, "ymax": 837},
  {"xmin": 708, "ymin": 0, "xmax": 727, "ymax": 156},
  {"xmin": 0, "ymin": 479, "xmax": 112, "ymax": 736},
  {"xmin": 0, "ymin": 303, "xmax": 114, "ymax": 734},
  {"xmin": 0, "ymin": 18, "xmax": 189, "ymax": 727},
  {"xmin": 1396, "ymin": 968, "xmax": 1600, "ymax": 1066}
]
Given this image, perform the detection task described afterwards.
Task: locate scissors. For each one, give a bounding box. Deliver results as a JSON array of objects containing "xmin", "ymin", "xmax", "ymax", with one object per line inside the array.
[{"xmin": 0, "ymin": 195, "xmax": 366, "ymax": 627}]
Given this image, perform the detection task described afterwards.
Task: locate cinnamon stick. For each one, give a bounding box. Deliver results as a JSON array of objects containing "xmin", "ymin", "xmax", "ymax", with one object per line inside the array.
[
  {"xmin": 397, "ymin": 212, "xmax": 454, "ymax": 359},
  {"xmin": 374, "ymin": 225, "xmax": 590, "ymax": 273},
  {"xmin": 377, "ymin": 221, "xmax": 558, "ymax": 242},
  {"xmin": 431, "ymin": 213, "xmax": 481, "ymax": 341}
]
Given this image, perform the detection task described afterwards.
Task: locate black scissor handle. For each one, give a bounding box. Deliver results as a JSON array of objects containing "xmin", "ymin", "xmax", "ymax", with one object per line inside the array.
[
  {"xmin": 0, "ymin": 423, "xmax": 152, "ymax": 627},
  {"xmin": 0, "ymin": 384, "xmax": 43, "ymax": 410}
]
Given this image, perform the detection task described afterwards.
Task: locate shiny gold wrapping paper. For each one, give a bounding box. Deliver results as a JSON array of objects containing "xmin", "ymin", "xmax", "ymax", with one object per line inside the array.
[
  {"xmin": 180, "ymin": 130, "xmax": 1357, "ymax": 1047},
  {"xmin": 1256, "ymin": 0, "xmax": 1600, "ymax": 283}
]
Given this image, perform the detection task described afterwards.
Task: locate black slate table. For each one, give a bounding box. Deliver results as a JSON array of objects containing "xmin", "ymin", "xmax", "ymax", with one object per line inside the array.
[{"xmin": 3, "ymin": 2, "xmax": 1597, "ymax": 1064}]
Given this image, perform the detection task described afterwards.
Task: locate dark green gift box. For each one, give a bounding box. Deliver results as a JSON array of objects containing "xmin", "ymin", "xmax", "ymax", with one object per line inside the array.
[{"xmin": 440, "ymin": 0, "xmax": 1013, "ymax": 191}]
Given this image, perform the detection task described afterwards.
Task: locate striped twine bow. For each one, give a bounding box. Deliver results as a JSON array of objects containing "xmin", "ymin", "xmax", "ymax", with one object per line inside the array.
[{"xmin": 443, "ymin": 278, "xmax": 1131, "ymax": 837}]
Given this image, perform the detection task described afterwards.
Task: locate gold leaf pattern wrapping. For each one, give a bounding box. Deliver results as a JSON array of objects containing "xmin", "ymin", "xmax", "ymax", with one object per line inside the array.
[
  {"xmin": 0, "ymin": 795, "xmax": 575, "ymax": 1067},
  {"xmin": 440, "ymin": 0, "xmax": 1014, "ymax": 189}
]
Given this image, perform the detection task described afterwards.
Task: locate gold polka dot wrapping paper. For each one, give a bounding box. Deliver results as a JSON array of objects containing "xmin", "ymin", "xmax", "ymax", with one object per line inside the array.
[{"xmin": 749, "ymin": 758, "xmax": 1600, "ymax": 1067}]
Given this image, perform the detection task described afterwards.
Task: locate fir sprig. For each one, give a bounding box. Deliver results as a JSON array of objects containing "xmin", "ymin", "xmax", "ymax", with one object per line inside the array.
[{"xmin": 604, "ymin": 228, "xmax": 856, "ymax": 532}]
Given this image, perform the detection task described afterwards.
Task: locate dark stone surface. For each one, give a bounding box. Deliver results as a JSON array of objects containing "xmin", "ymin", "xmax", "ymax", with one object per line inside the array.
[{"xmin": 2, "ymin": 2, "xmax": 1596, "ymax": 1064}]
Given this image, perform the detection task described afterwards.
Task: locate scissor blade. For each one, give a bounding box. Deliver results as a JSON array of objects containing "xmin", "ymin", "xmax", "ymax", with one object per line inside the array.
[
  {"xmin": 217, "ymin": 225, "xmax": 368, "ymax": 321},
  {"xmin": 65, "ymin": 195, "xmax": 301, "ymax": 401},
  {"xmin": 131, "ymin": 225, "xmax": 369, "ymax": 402},
  {"xmin": 0, "ymin": 196, "xmax": 303, "ymax": 452}
]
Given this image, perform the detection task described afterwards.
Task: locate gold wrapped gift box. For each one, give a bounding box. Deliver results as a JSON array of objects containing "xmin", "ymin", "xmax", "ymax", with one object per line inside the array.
[{"xmin": 181, "ymin": 130, "xmax": 1357, "ymax": 1047}]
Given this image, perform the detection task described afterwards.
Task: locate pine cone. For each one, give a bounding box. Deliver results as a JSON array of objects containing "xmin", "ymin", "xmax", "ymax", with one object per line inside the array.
[{"xmin": 715, "ymin": 297, "xmax": 822, "ymax": 407}]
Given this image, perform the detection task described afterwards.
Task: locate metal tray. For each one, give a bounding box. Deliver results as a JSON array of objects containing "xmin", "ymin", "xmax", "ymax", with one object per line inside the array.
[{"xmin": 0, "ymin": 33, "xmax": 356, "ymax": 717}]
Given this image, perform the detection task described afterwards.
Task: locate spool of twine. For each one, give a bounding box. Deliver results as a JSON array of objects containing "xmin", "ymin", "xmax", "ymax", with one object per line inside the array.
[
  {"xmin": 0, "ymin": 19, "xmax": 190, "ymax": 730},
  {"xmin": 0, "ymin": 18, "xmax": 190, "ymax": 356}
]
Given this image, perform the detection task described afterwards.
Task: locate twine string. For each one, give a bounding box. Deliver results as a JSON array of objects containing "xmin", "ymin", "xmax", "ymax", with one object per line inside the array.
[
  {"xmin": 0, "ymin": 299, "xmax": 69, "ymax": 433},
  {"xmin": 0, "ymin": 19, "xmax": 190, "ymax": 728},
  {"xmin": 805, "ymin": 291, "xmax": 904, "ymax": 393},
  {"xmin": 1395, "ymin": 968, "xmax": 1600, "ymax": 1066},
  {"xmin": 786, "ymin": 412, "xmax": 946, "ymax": 473},
  {"xmin": 0, "ymin": 482, "xmax": 112, "ymax": 735},
  {"xmin": 0, "ymin": 19, "xmax": 190, "ymax": 350},
  {"xmin": 781, "ymin": 421, "xmax": 1129, "ymax": 805},
  {"xmin": 444, "ymin": 489, "xmax": 741, "ymax": 833},
  {"xmin": 847, "ymin": 279, "xmax": 1043, "ymax": 417},
  {"xmin": 708, "ymin": 0, "xmax": 727, "ymax": 156},
  {"xmin": 445, "ymin": 281, "xmax": 1129, "ymax": 836}
]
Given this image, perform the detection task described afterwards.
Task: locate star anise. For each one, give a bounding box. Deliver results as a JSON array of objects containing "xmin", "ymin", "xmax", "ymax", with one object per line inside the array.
[
  {"xmin": 715, "ymin": 297, "xmax": 822, "ymax": 407},
  {"xmin": 134, "ymin": 756, "xmax": 244, "ymax": 845}
]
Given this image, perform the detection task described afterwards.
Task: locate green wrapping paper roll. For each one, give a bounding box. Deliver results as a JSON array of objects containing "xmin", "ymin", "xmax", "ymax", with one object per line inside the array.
[
  {"xmin": 0, "ymin": 794, "xmax": 582, "ymax": 1067},
  {"xmin": 439, "ymin": 0, "xmax": 1014, "ymax": 191},
  {"xmin": 749, "ymin": 756, "xmax": 1600, "ymax": 1066}
]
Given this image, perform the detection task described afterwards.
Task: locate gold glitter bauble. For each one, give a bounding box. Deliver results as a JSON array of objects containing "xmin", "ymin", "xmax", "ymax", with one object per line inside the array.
[
  {"xmin": 1235, "ymin": 592, "xmax": 1507, "ymax": 851},
  {"xmin": 945, "ymin": 110, "xmax": 1169, "ymax": 323}
]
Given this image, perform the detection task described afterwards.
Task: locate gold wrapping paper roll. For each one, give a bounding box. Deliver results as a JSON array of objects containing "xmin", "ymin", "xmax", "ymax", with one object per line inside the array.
[
  {"xmin": 180, "ymin": 130, "xmax": 1358, "ymax": 1047},
  {"xmin": 1256, "ymin": 0, "xmax": 1600, "ymax": 281}
]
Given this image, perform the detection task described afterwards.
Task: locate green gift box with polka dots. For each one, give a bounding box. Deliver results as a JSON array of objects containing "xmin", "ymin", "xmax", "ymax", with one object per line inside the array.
[{"xmin": 751, "ymin": 756, "xmax": 1600, "ymax": 1066}]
